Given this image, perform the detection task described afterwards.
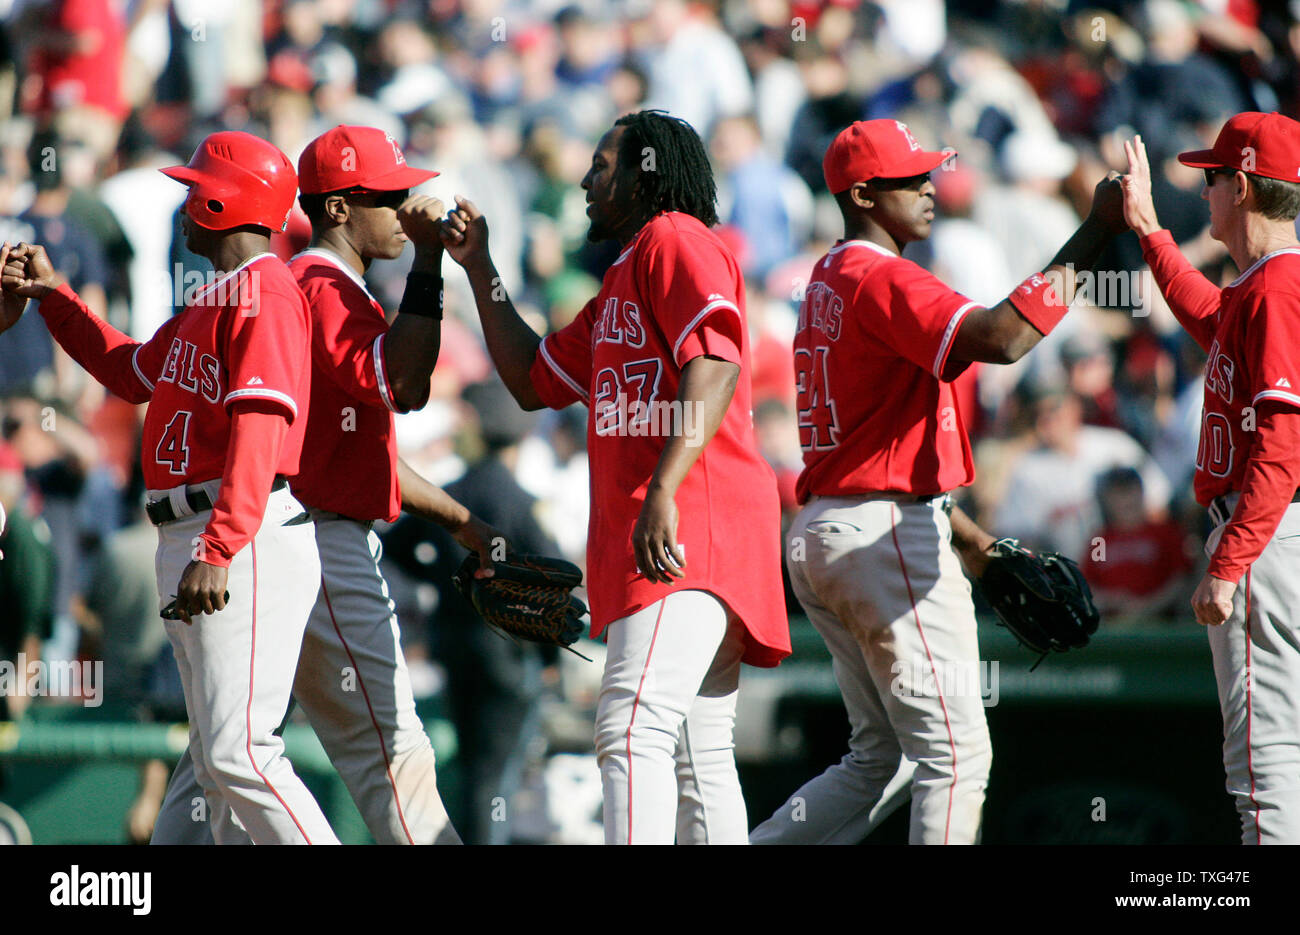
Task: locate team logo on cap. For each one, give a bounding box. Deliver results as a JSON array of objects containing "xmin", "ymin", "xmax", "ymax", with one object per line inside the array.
[
  {"xmin": 386, "ymin": 132, "xmax": 406, "ymax": 166},
  {"xmin": 895, "ymin": 121, "xmax": 920, "ymax": 152}
]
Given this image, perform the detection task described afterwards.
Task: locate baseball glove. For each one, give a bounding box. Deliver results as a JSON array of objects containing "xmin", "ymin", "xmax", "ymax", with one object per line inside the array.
[
  {"xmin": 454, "ymin": 553, "xmax": 591, "ymax": 659},
  {"xmin": 976, "ymin": 538, "xmax": 1100, "ymax": 666}
]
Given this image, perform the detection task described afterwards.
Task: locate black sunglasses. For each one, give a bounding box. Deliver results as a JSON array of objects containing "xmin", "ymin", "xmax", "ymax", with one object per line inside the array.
[
  {"xmin": 1204, "ymin": 168, "xmax": 1236, "ymax": 186},
  {"xmin": 867, "ymin": 172, "xmax": 932, "ymax": 191},
  {"xmin": 341, "ymin": 188, "xmax": 409, "ymax": 210}
]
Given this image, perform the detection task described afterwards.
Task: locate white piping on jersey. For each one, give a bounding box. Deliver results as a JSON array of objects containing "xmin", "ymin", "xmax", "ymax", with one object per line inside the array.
[
  {"xmin": 1253, "ymin": 388, "xmax": 1300, "ymax": 408},
  {"xmin": 1228, "ymin": 247, "xmax": 1300, "ymax": 287},
  {"xmin": 611, "ymin": 242, "xmax": 637, "ymax": 267},
  {"xmin": 131, "ymin": 344, "xmax": 156, "ymax": 391},
  {"xmin": 539, "ymin": 336, "xmax": 590, "ymax": 402},
  {"xmin": 225, "ymin": 387, "xmax": 299, "ymax": 418},
  {"xmin": 372, "ymin": 334, "xmax": 400, "ymax": 412},
  {"xmin": 824, "ymin": 239, "xmax": 897, "ymax": 264},
  {"xmin": 292, "ymin": 247, "xmax": 381, "ymax": 304},
  {"xmin": 190, "ymin": 252, "xmax": 276, "ymax": 304},
  {"xmin": 672, "ymin": 297, "xmax": 741, "ymax": 361},
  {"xmin": 933, "ymin": 301, "xmax": 981, "ymax": 378}
]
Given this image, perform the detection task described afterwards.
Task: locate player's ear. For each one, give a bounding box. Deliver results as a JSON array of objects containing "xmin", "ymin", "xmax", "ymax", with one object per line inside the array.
[
  {"xmin": 850, "ymin": 182, "xmax": 874, "ymax": 210},
  {"xmin": 324, "ymin": 194, "xmax": 349, "ymax": 224},
  {"xmin": 1235, "ymin": 172, "xmax": 1250, "ymax": 208}
]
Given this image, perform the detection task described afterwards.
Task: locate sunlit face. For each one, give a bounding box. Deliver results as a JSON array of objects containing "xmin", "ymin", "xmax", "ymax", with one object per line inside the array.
[
  {"xmin": 1202, "ymin": 167, "xmax": 1237, "ymax": 244},
  {"xmin": 581, "ymin": 126, "xmax": 640, "ymax": 244},
  {"xmin": 336, "ymin": 188, "xmax": 410, "ymax": 260},
  {"xmin": 857, "ymin": 172, "xmax": 938, "ymax": 244}
]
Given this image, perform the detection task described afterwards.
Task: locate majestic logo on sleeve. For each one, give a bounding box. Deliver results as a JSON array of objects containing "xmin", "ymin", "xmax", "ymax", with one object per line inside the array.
[{"xmin": 158, "ymin": 338, "xmax": 222, "ymax": 403}]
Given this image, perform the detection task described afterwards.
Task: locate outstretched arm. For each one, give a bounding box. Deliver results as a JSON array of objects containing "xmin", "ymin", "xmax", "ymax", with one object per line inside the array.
[
  {"xmin": 2, "ymin": 243, "xmax": 152, "ymax": 403},
  {"xmin": 947, "ymin": 174, "xmax": 1127, "ymax": 374},
  {"xmin": 441, "ymin": 197, "xmax": 545, "ymax": 411},
  {"xmin": 1121, "ymin": 135, "xmax": 1222, "ymax": 348}
]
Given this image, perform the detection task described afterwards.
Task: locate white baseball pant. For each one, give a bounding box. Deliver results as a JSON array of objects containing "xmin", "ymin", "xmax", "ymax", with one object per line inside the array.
[
  {"xmin": 152, "ymin": 511, "xmax": 458, "ymax": 844},
  {"xmin": 153, "ymin": 480, "xmax": 338, "ymax": 845},
  {"xmin": 1207, "ymin": 494, "xmax": 1300, "ymax": 844},
  {"xmin": 594, "ymin": 589, "xmax": 748, "ymax": 845},
  {"xmin": 751, "ymin": 496, "xmax": 991, "ymax": 845}
]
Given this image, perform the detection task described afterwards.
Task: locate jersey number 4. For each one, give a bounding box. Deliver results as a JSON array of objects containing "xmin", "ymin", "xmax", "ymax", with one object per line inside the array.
[
  {"xmin": 795, "ymin": 346, "xmax": 841, "ymax": 451},
  {"xmin": 156, "ymin": 411, "xmax": 193, "ymax": 476}
]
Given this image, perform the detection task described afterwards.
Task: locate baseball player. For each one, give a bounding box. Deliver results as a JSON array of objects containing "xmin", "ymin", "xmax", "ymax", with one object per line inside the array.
[
  {"xmin": 1121, "ymin": 116, "xmax": 1300, "ymax": 844},
  {"xmin": 441, "ymin": 110, "xmax": 791, "ymax": 844},
  {"xmin": 150, "ymin": 125, "xmax": 501, "ymax": 845},
  {"xmin": 749, "ymin": 119, "xmax": 1126, "ymax": 845},
  {"xmin": 0, "ymin": 132, "xmax": 339, "ymax": 844}
]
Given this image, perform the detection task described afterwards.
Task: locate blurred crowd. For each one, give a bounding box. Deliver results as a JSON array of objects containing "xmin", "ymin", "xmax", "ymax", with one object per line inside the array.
[{"xmin": 3, "ymin": 0, "xmax": 1297, "ymax": 730}]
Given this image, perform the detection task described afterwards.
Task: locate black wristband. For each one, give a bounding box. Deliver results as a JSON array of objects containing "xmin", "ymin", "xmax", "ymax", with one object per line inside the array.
[{"xmin": 398, "ymin": 271, "xmax": 443, "ymax": 320}]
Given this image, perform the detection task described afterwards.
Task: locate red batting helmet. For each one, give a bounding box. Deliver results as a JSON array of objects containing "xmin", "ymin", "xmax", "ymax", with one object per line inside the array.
[{"xmin": 161, "ymin": 132, "xmax": 297, "ymax": 232}]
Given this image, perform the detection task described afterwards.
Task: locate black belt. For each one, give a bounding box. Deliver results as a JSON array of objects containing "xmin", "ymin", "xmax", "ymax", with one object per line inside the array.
[
  {"xmin": 1208, "ymin": 489, "xmax": 1300, "ymax": 526},
  {"xmin": 147, "ymin": 476, "xmax": 288, "ymax": 526}
]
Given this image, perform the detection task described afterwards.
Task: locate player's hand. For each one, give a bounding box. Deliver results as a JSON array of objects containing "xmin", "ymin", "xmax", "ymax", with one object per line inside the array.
[
  {"xmin": 1191, "ymin": 573, "xmax": 1236, "ymax": 626},
  {"xmin": 452, "ymin": 514, "xmax": 505, "ymax": 579},
  {"xmin": 438, "ymin": 196, "xmax": 490, "ymax": 268},
  {"xmin": 633, "ymin": 487, "xmax": 686, "ymax": 584},
  {"xmin": 173, "ymin": 560, "xmax": 230, "ymax": 624},
  {"xmin": 0, "ymin": 243, "xmax": 31, "ymax": 336},
  {"xmin": 1120, "ymin": 135, "xmax": 1162, "ymax": 237},
  {"xmin": 1088, "ymin": 171, "xmax": 1127, "ymax": 234},
  {"xmin": 0, "ymin": 242, "xmax": 64, "ymax": 300},
  {"xmin": 397, "ymin": 194, "xmax": 447, "ymax": 248}
]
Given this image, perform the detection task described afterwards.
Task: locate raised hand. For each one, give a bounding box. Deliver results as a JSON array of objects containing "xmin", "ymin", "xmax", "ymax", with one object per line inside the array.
[
  {"xmin": 397, "ymin": 194, "xmax": 447, "ymax": 248},
  {"xmin": 1121, "ymin": 135, "xmax": 1161, "ymax": 237},
  {"xmin": 1088, "ymin": 171, "xmax": 1128, "ymax": 234},
  {"xmin": 438, "ymin": 196, "xmax": 491, "ymax": 268}
]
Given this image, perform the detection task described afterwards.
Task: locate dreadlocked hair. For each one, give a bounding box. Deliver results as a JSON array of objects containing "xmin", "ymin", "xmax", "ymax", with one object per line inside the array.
[{"xmin": 613, "ymin": 110, "xmax": 718, "ymax": 228}]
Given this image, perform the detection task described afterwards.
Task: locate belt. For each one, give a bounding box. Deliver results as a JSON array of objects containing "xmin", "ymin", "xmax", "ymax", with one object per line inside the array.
[
  {"xmin": 812, "ymin": 491, "xmax": 953, "ymax": 513},
  {"xmin": 1208, "ymin": 489, "xmax": 1300, "ymax": 527},
  {"xmin": 147, "ymin": 475, "xmax": 288, "ymax": 526}
]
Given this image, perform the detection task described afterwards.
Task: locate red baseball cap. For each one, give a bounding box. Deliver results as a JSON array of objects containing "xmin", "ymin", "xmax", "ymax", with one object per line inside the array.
[
  {"xmin": 298, "ymin": 125, "xmax": 438, "ymax": 195},
  {"xmin": 823, "ymin": 119, "xmax": 955, "ymax": 194},
  {"xmin": 1178, "ymin": 112, "xmax": 1300, "ymax": 183}
]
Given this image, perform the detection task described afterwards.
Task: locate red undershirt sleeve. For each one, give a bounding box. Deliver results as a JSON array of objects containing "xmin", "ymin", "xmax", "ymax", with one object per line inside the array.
[
  {"xmin": 1139, "ymin": 230, "xmax": 1223, "ymax": 352},
  {"xmin": 1208, "ymin": 405, "xmax": 1300, "ymax": 581},
  {"xmin": 196, "ymin": 403, "xmax": 291, "ymax": 567}
]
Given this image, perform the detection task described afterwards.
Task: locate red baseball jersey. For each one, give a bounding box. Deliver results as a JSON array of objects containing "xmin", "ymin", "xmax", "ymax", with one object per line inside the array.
[
  {"xmin": 1080, "ymin": 520, "xmax": 1192, "ymax": 597},
  {"xmin": 288, "ymin": 249, "xmax": 403, "ymax": 522},
  {"xmin": 529, "ymin": 212, "xmax": 790, "ymax": 667},
  {"xmin": 1183, "ymin": 250, "xmax": 1300, "ymax": 505},
  {"xmin": 40, "ymin": 253, "xmax": 311, "ymax": 491},
  {"xmin": 793, "ymin": 240, "xmax": 980, "ymax": 503}
]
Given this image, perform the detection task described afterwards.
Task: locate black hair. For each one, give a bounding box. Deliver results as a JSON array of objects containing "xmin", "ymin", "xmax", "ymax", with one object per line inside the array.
[
  {"xmin": 298, "ymin": 192, "xmax": 330, "ymax": 227},
  {"xmin": 1250, "ymin": 174, "xmax": 1300, "ymax": 221},
  {"xmin": 613, "ymin": 110, "xmax": 718, "ymax": 228}
]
